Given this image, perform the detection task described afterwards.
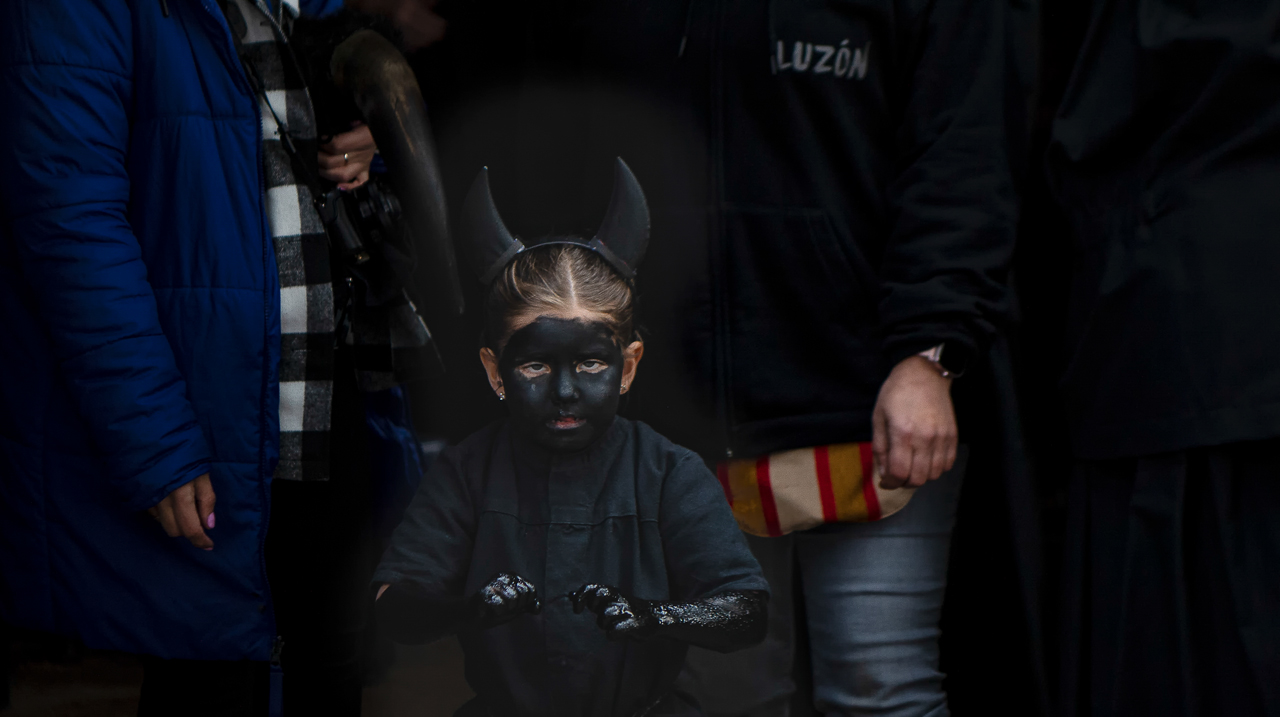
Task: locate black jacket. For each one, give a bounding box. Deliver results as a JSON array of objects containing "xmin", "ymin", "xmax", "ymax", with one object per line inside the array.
[
  {"xmin": 419, "ymin": 0, "xmax": 1017, "ymax": 460},
  {"xmin": 625, "ymin": 0, "xmax": 1020, "ymax": 459},
  {"xmin": 1047, "ymin": 0, "xmax": 1280, "ymax": 460}
]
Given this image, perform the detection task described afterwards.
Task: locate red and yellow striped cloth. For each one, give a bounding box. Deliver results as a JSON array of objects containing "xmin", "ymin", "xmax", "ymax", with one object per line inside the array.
[{"xmin": 715, "ymin": 443, "xmax": 916, "ymax": 537}]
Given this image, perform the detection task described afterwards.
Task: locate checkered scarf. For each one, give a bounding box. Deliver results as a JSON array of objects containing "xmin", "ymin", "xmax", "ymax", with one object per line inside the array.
[{"xmin": 223, "ymin": 0, "xmax": 334, "ymax": 481}]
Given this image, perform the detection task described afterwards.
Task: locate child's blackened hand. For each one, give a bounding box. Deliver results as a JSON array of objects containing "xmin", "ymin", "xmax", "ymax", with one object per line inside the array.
[
  {"xmin": 570, "ymin": 583, "xmax": 658, "ymax": 641},
  {"xmin": 469, "ymin": 573, "xmax": 541, "ymax": 629}
]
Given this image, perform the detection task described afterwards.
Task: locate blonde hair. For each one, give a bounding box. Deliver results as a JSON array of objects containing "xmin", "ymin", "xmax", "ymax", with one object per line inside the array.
[{"xmin": 484, "ymin": 243, "xmax": 636, "ymax": 353}]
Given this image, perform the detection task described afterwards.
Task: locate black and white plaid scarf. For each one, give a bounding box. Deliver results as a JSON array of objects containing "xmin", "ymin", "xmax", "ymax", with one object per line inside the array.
[
  {"xmin": 223, "ymin": 0, "xmax": 334, "ymax": 482},
  {"xmin": 222, "ymin": 0, "xmax": 443, "ymax": 481}
]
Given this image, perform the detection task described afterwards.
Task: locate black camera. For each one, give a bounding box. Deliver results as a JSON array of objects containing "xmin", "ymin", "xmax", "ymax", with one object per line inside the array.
[{"xmin": 314, "ymin": 177, "xmax": 403, "ymax": 270}]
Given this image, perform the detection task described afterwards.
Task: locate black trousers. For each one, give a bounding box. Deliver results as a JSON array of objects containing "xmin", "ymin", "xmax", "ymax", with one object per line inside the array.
[
  {"xmin": 1060, "ymin": 439, "xmax": 1280, "ymax": 717},
  {"xmin": 138, "ymin": 352, "xmax": 376, "ymax": 717}
]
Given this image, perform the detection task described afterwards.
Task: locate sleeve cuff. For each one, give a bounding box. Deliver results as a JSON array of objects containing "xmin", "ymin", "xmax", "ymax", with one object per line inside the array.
[
  {"xmin": 122, "ymin": 446, "xmax": 213, "ymax": 512},
  {"xmin": 882, "ymin": 330, "xmax": 979, "ymax": 372}
]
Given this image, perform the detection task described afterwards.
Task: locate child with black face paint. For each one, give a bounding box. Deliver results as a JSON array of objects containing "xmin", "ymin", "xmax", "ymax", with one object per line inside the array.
[{"xmin": 372, "ymin": 160, "xmax": 769, "ymax": 717}]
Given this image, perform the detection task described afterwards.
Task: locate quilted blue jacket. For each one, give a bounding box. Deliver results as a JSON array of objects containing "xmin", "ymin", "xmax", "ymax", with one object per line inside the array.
[{"xmin": 0, "ymin": 0, "xmax": 343, "ymax": 660}]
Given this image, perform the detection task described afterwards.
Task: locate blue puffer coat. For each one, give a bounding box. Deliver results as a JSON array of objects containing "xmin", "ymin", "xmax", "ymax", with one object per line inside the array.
[{"xmin": 0, "ymin": 0, "xmax": 343, "ymax": 661}]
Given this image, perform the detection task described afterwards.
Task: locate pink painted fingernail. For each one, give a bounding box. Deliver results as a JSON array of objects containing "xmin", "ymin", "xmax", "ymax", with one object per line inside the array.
[{"xmin": 206, "ymin": 513, "xmax": 216, "ymax": 530}]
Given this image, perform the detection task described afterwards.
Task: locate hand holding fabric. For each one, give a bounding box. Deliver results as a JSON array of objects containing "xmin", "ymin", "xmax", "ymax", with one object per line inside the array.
[{"xmin": 572, "ymin": 584, "xmax": 768, "ymax": 653}]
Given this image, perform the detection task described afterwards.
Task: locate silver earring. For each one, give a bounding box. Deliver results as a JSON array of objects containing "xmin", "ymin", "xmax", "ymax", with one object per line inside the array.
[
  {"xmin": 620, "ymin": 383, "xmax": 629, "ymax": 394},
  {"xmin": 497, "ymin": 391, "xmax": 505, "ymax": 401}
]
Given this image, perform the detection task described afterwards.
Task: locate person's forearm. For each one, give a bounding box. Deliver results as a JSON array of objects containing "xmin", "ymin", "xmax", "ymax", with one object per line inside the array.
[
  {"xmin": 374, "ymin": 584, "xmax": 471, "ymax": 644},
  {"xmin": 648, "ymin": 590, "xmax": 768, "ymax": 653}
]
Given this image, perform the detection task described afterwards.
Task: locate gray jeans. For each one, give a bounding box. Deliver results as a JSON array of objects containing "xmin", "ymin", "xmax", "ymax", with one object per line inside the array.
[{"xmin": 678, "ymin": 449, "xmax": 967, "ymax": 717}]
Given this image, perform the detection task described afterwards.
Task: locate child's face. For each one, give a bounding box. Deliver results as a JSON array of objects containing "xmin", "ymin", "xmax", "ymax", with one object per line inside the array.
[{"xmin": 481, "ymin": 315, "xmax": 640, "ymax": 453}]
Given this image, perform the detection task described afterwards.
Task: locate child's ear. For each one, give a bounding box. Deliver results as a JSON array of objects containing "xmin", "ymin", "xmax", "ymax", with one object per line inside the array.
[
  {"xmin": 620, "ymin": 341, "xmax": 644, "ymax": 394},
  {"xmin": 479, "ymin": 347, "xmax": 504, "ymax": 397}
]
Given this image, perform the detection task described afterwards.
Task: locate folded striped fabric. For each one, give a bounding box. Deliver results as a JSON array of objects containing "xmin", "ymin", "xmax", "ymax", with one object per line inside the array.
[{"xmin": 716, "ymin": 443, "xmax": 916, "ymax": 537}]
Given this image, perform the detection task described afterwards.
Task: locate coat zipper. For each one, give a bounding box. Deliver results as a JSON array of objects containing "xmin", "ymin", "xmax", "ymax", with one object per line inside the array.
[{"xmin": 195, "ymin": 0, "xmax": 281, "ymax": 671}]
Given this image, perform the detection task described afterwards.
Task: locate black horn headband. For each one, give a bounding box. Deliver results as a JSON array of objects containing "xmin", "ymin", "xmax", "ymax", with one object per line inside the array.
[{"xmin": 461, "ymin": 157, "xmax": 651, "ymax": 285}]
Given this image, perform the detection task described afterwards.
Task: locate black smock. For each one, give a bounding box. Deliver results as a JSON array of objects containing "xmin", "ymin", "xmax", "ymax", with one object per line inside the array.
[
  {"xmin": 1047, "ymin": 0, "xmax": 1280, "ymax": 460},
  {"xmin": 1047, "ymin": 4, "xmax": 1280, "ymax": 715},
  {"xmin": 373, "ymin": 417, "xmax": 768, "ymax": 717},
  {"xmin": 1061, "ymin": 441, "xmax": 1280, "ymax": 717}
]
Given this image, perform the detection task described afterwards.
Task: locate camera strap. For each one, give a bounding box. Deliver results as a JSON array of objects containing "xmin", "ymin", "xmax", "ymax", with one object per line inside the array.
[{"xmin": 243, "ymin": 62, "xmax": 329, "ymax": 200}]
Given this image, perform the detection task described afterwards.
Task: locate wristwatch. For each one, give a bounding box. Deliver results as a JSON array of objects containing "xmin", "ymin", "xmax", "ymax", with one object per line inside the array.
[{"xmin": 916, "ymin": 343, "xmax": 968, "ymax": 379}]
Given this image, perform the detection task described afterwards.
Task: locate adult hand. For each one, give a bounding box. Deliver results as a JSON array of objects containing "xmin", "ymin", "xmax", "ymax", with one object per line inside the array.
[
  {"xmin": 872, "ymin": 356, "xmax": 957, "ymax": 490},
  {"xmin": 147, "ymin": 473, "xmax": 216, "ymax": 550},
  {"xmin": 318, "ymin": 122, "xmax": 376, "ymax": 191},
  {"xmin": 571, "ymin": 584, "xmax": 657, "ymax": 641},
  {"xmin": 469, "ymin": 573, "xmax": 541, "ymax": 629}
]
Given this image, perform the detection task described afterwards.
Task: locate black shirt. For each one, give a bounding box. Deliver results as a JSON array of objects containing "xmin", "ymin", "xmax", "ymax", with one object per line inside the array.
[
  {"xmin": 1047, "ymin": 0, "xmax": 1280, "ymax": 459},
  {"xmin": 373, "ymin": 417, "xmax": 767, "ymax": 716}
]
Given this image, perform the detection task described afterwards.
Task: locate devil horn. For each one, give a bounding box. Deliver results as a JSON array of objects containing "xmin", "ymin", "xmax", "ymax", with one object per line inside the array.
[
  {"xmin": 590, "ymin": 158, "xmax": 650, "ymax": 280},
  {"xmin": 461, "ymin": 167, "xmax": 525, "ymax": 285}
]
